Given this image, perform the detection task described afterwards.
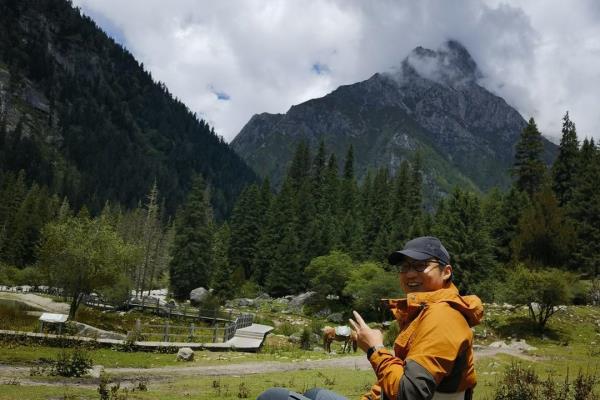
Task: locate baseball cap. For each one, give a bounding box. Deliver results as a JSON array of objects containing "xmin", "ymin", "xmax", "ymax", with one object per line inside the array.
[{"xmin": 388, "ymin": 236, "xmax": 450, "ymax": 265}]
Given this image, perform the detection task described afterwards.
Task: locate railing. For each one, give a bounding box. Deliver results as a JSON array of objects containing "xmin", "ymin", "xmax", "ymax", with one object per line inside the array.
[
  {"xmin": 1, "ymin": 285, "xmax": 255, "ymax": 343},
  {"xmin": 129, "ymin": 312, "xmax": 254, "ymax": 343}
]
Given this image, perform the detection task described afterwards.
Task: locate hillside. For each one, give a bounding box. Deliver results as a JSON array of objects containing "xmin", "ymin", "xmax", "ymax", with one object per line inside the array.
[
  {"xmin": 232, "ymin": 41, "xmax": 558, "ymax": 198},
  {"xmin": 0, "ymin": 0, "xmax": 257, "ymax": 217}
]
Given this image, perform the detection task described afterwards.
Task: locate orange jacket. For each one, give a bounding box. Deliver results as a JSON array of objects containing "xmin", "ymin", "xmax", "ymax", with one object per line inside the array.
[{"xmin": 361, "ymin": 284, "xmax": 483, "ymax": 400}]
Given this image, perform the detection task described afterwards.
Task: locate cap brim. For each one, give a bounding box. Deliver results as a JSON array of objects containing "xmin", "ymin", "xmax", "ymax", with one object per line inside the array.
[{"xmin": 388, "ymin": 250, "xmax": 431, "ymax": 265}]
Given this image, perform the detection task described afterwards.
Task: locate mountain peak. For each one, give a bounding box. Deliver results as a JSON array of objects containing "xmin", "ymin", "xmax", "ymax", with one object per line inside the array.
[{"xmin": 397, "ymin": 40, "xmax": 481, "ymax": 87}]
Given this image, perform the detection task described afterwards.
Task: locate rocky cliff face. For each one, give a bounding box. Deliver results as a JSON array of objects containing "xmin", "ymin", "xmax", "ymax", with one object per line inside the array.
[{"xmin": 232, "ymin": 41, "xmax": 557, "ymax": 197}]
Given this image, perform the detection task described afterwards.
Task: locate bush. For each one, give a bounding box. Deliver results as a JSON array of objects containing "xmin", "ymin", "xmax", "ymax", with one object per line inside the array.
[
  {"xmin": 299, "ymin": 326, "xmax": 311, "ymax": 350},
  {"xmin": 238, "ymin": 281, "xmax": 261, "ymax": 298},
  {"xmin": 492, "ymin": 362, "xmax": 598, "ymax": 400},
  {"xmin": 500, "ymin": 265, "xmax": 574, "ymax": 331},
  {"xmin": 276, "ymin": 321, "xmax": 296, "ymax": 336},
  {"xmin": 53, "ymin": 347, "xmax": 93, "ymax": 377}
]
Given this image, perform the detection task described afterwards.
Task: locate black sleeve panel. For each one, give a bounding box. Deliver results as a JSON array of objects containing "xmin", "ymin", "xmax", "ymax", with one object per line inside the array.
[{"xmin": 398, "ymin": 360, "xmax": 436, "ymax": 400}]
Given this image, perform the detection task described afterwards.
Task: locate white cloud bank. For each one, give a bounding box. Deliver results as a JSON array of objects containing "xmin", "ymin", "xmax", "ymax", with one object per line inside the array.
[{"xmin": 73, "ymin": 0, "xmax": 600, "ymax": 144}]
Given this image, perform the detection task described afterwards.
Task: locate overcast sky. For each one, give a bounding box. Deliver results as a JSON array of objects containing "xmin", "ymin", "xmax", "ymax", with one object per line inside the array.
[{"xmin": 72, "ymin": 0, "xmax": 600, "ymax": 144}]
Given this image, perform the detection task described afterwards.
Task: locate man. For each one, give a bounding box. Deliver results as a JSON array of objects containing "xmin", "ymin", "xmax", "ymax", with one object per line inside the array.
[
  {"xmin": 352, "ymin": 236, "xmax": 483, "ymax": 400},
  {"xmin": 257, "ymin": 236, "xmax": 483, "ymax": 400}
]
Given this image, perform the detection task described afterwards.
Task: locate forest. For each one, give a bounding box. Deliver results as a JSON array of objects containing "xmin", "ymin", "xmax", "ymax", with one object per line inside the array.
[{"xmin": 1, "ymin": 111, "xmax": 598, "ymax": 324}]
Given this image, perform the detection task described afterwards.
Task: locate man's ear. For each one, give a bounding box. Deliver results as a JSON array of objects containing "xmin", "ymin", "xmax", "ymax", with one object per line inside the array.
[{"xmin": 442, "ymin": 265, "xmax": 453, "ymax": 282}]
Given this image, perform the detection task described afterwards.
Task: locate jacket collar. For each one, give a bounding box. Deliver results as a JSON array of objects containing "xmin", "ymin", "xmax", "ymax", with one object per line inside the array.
[{"xmin": 385, "ymin": 283, "xmax": 483, "ymax": 327}]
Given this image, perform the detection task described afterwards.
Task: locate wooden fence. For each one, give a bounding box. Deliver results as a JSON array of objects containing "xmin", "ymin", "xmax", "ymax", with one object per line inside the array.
[{"xmin": 129, "ymin": 312, "xmax": 253, "ymax": 343}]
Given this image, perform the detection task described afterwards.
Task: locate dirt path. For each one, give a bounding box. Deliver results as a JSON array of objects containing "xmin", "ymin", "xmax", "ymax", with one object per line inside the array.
[
  {"xmin": 0, "ymin": 346, "xmax": 539, "ymax": 389},
  {"xmin": 0, "ymin": 292, "xmax": 70, "ymax": 314}
]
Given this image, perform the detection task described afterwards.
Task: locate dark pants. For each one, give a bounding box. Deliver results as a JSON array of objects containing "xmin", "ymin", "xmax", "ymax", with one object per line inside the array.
[{"xmin": 257, "ymin": 387, "xmax": 348, "ymax": 400}]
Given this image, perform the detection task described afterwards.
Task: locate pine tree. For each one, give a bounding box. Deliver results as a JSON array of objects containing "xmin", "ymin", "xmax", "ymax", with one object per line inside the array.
[
  {"xmin": 433, "ymin": 188, "xmax": 497, "ymax": 293},
  {"xmin": 389, "ymin": 160, "xmax": 412, "ymax": 247},
  {"xmin": 288, "ymin": 141, "xmax": 311, "ymax": 191},
  {"xmin": 264, "ymin": 180, "xmax": 302, "ymax": 296},
  {"xmin": 211, "ymin": 223, "xmax": 234, "ymax": 302},
  {"xmin": 364, "ymin": 168, "xmax": 392, "ymax": 260},
  {"xmin": 483, "ymin": 187, "xmax": 530, "ymax": 264},
  {"xmin": 512, "ymin": 118, "xmax": 546, "ymax": 196},
  {"xmin": 511, "ymin": 184, "xmax": 576, "ymax": 268},
  {"xmin": 552, "ymin": 112, "xmax": 580, "ymax": 207},
  {"xmin": 570, "ymin": 138, "xmax": 600, "ymax": 274},
  {"xmin": 339, "ymin": 146, "xmax": 363, "ymax": 260},
  {"xmin": 169, "ymin": 176, "xmax": 214, "ymax": 300},
  {"xmin": 228, "ymin": 184, "xmax": 262, "ymax": 279}
]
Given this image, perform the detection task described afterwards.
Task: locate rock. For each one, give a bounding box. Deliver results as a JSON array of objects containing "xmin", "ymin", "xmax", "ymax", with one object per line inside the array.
[
  {"xmin": 314, "ymin": 308, "xmax": 331, "ymax": 318},
  {"xmin": 189, "ymin": 287, "xmax": 210, "ymax": 306},
  {"xmin": 488, "ymin": 340, "xmax": 510, "ymax": 349},
  {"xmin": 509, "ymin": 339, "xmax": 537, "ymax": 351},
  {"xmin": 237, "ymin": 298, "xmax": 254, "ymax": 307},
  {"xmin": 288, "ymin": 292, "xmax": 316, "ymax": 310},
  {"xmin": 313, "ymin": 346, "xmax": 323, "ymax": 352},
  {"xmin": 288, "ymin": 333, "xmax": 301, "ymax": 343},
  {"xmin": 176, "ymin": 347, "xmax": 194, "ymax": 361},
  {"xmin": 327, "ymin": 313, "xmax": 344, "ymax": 323},
  {"xmin": 255, "ymin": 293, "xmax": 271, "ymax": 301}
]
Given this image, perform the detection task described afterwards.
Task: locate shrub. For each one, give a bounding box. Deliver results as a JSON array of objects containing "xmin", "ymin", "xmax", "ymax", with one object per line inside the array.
[
  {"xmin": 53, "ymin": 347, "xmax": 93, "ymax": 377},
  {"xmin": 492, "ymin": 362, "xmax": 598, "ymax": 400},
  {"xmin": 276, "ymin": 321, "xmax": 296, "ymax": 336},
  {"xmin": 500, "ymin": 265, "xmax": 574, "ymax": 331},
  {"xmin": 299, "ymin": 326, "xmax": 311, "ymax": 350}
]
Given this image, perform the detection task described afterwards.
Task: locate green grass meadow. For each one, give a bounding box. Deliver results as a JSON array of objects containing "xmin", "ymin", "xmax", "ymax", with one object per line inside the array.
[{"xmin": 0, "ymin": 301, "xmax": 599, "ymax": 399}]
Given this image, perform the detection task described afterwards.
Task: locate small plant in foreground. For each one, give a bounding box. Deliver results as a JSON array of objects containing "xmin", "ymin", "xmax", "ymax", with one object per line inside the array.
[
  {"xmin": 491, "ymin": 362, "xmax": 598, "ymax": 400},
  {"xmin": 54, "ymin": 347, "xmax": 93, "ymax": 377},
  {"xmin": 238, "ymin": 382, "xmax": 249, "ymax": 398}
]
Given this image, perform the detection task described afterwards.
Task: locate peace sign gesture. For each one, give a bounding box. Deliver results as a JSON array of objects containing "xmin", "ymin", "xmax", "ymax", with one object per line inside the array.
[{"xmin": 348, "ymin": 310, "xmax": 384, "ymax": 353}]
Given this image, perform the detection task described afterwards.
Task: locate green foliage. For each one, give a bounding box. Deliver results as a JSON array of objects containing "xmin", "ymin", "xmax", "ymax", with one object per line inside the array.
[
  {"xmin": 0, "ymin": 1, "xmax": 257, "ymax": 218},
  {"xmin": 343, "ymin": 262, "xmax": 403, "ymax": 321},
  {"xmin": 299, "ymin": 326, "xmax": 312, "ymax": 350},
  {"xmin": 501, "ymin": 266, "xmax": 574, "ymax": 331},
  {"xmin": 569, "ymin": 139, "xmax": 600, "ymax": 275},
  {"xmin": 552, "ymin": 112, "xmax": 580, "ymax": 207},
  {"xmin": 492, "ymin": 362, "xmax": 598, "ymax": 400},
  {"xmin": 228, "ymin": 185, "xmax": 262, "ymax": 280},
  {"xmin": 53, "ymin": 347, "xmax": 93, "ymax": 377},
  {"xmin": 37, "ymin": 214, "xmax": 141, "ymax": 318},
  {"xmin": 169, "ymin": 176, "xmax": 214, "ymax": 300},
  {"xmin": 511, "ymin": 185, "xmax": 576, "ymax": 268},
  {"xmin": 433, "ymin": 188, "xmax": 497, "ymax": 293},
  {"xmin": 305, "ymin": 251, "xmax": 354, "ymax": 306},
  {"xmin": 211, "ymin": 224, "xmax": 234, "ymax": 302},
  {"xmin": 512, "ymin": 117, "xmax": 547, "ymax": 197},
  {"xmin": 383, "ymin": 321, "xmax": 400, "ymax": 347}
]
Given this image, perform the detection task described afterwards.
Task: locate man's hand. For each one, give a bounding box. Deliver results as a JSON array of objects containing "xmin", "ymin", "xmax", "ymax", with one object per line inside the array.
[{"xmin": 349, "ymin": 310, "xmax": 384, "ymax": 353}]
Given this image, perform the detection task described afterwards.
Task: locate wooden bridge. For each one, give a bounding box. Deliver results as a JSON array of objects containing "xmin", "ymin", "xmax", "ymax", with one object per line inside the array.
[{"xmin": 0, "ymin": 322, "xmax": 273, "ymax": 352}]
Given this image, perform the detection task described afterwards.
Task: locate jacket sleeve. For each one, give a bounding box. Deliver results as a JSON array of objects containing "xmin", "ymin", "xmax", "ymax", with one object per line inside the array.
[{"xmin": 368, "ymin": 304, "xmax": 471, "ymax": 400}]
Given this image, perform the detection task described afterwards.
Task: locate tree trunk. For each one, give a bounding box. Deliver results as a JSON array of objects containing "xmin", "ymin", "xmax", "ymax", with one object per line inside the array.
[{"xmin": 68, "ymin": 292, "xmax": 81, "ymax": 320}]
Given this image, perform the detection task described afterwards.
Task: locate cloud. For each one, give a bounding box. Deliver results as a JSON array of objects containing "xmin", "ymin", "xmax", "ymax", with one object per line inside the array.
[{"xmin": 72, "ymin": 0, "xmax": 600, "ymax": 144}]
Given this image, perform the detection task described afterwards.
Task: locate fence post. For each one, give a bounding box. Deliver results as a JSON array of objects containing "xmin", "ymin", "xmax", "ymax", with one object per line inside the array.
[
  {"xmin": 136, "ymin": 319, "xmax": 141, "ymax": 336},
  {"xmin": 212, "ymin": 326, "xmax": 217, "ymax": 343},
  {"xmin": 164, "ymin": 320, "xmax": 170, "ymax": 342},
  {"xmin": 189, "ymin": 323, "xmax": 194, "ymax": 341}
]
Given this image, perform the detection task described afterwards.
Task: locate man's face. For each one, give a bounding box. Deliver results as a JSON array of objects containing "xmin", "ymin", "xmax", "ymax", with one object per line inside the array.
[{"xmin": 398, "ymin": 258, "xmax": 452, "ymax": 294}]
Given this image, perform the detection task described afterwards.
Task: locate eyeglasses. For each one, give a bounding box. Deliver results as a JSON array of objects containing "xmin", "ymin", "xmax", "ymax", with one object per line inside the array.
[{"xmin": 397, "ymin": 259, "xmax": 445, "ymax": 273}]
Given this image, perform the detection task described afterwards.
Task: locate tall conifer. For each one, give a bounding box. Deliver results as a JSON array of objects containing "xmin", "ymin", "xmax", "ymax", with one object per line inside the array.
[
  {"xmin": 169, "ymin": 176, "xmax": 214, "ymax": 300},
  {"xmin": 513, "ymin": 118, "xmax": 546, "ymax": 196},
  {"xmin": 552, "ymin": 112, "xmax": 579, "ymax": 207}
]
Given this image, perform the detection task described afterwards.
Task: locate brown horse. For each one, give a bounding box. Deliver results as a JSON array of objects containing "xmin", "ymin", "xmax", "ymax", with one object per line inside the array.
[{"xmin": 322, "ymin": 326, "xmax": 357, "ymax": 353}]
